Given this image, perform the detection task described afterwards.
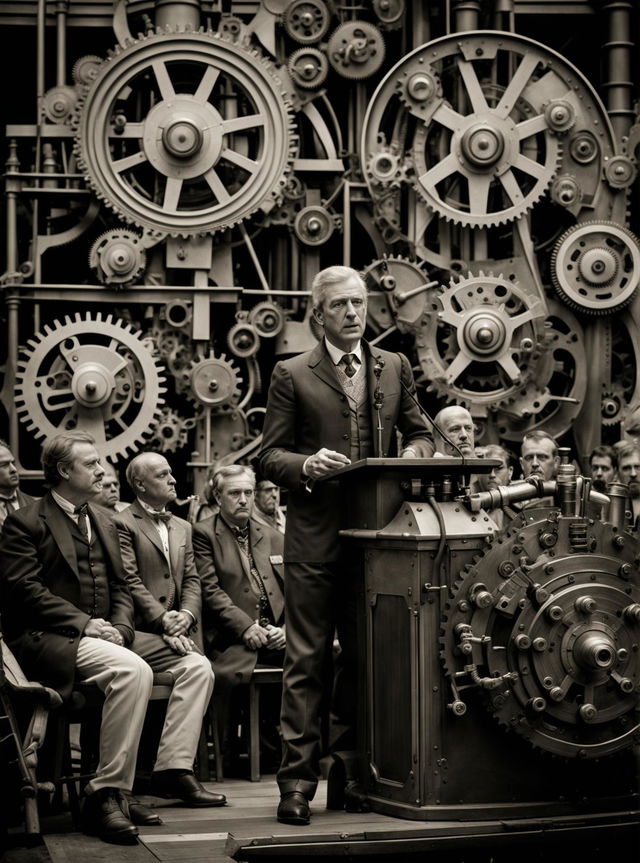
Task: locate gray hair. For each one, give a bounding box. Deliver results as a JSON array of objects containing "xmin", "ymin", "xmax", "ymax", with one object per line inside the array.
[
  {"xmin": 211, "ymin": 465, "xmax": 256, "ymax": 498},
  {"xmin": 311, "ymin": 265, "xmax": 367, "ymax": 309}
]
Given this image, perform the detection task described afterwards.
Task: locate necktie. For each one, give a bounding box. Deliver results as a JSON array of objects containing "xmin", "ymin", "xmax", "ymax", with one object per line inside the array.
[
  {"xmin": 341, "ymin": 353, "xmax": 356, "ymax": 378},
  {"xmin": 74, "ymin": 503, "xmax": 89, "ymax": 540},
  {"xmin": 0, "ymin": 496, "xmax": 17, "ymax": 529},
  {"xmin": 151, "ymin": 510, "xmax": 172, "ymax": 524},
  {"xmin": 234, "ymin": 525, "xmax": 249, "ymax": 541}
]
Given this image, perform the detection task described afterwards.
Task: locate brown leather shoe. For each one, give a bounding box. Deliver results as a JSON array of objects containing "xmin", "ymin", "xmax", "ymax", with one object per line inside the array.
[
  {"xmin": 150, "ymin": 771, "xmax": 226, "ymax": 808},
  {"xmin": 82, "ymin": 788, "xmax": 139, "ymax": 844},
  {"xmin": 277, "ymin": 791, "xmax": 311, "ymax": 825}
]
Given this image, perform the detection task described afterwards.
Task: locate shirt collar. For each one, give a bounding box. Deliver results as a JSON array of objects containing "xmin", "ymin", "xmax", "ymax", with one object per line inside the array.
[
  {"xmin": 221, "ymin": 513, "xmax": 249, "ymax": 537},
  {"xmin": 51, "ymin": 489, "xmax": 78, "ymax": 516},
  {"xmin": 138, "ymin": 497, "xmax": 168, "ymax": 516},
  {"xmin": 0, "ymin": 492, "xmax": 18, "ymax": 503},
  {"xmin": 324, "ymin": 337, "xmax": 363, "ymax": 366}
]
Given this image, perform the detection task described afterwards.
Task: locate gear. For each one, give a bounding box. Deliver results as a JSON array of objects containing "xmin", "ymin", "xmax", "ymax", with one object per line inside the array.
[
  {"xmin": 72, "ymin": 55, "xmax": 103, "ymax": 86},
  {"xmin": 183, "ymin": 351, "xmax": 242, "ymax": 409},
  {"xmin": 416, "ymin": 272, "xmax": 546, "ymax": 411},
  {"xmin": 73, "ymin": 28, "xmax": 296, "ymax": 237},
  {"xmin": 283, "ymin": 0, "xmax": 331, "ymax": 44},
  {"xmin": 601, "ymin": 385, "xmax": 625, "ymax": 426},
  {"xmin": 327, "ymin": 22, "xmax": 385, "ymax": 81},
  {"xmin": 288, "ymin": 47, "xmax": 329, "ymax": 90},
  {"xmin": 372, "ymin": 0, "xmax": 405, "ymax": 26},
  {"xmin": 15, "ymin": 313, "xmax": 166, "ymax": 460},
  {"xmin": 293, "ymin": 205, "xmax": 335, "ymax": 245},
  {"xmin": 441, "ymin": 513, "xmax": 640, "ymax": 759},
  {"xmin": 89, "ymin": 229, "xmax": 146, "ymax": 286},
  {"xmin": 365, "ymin": 145, "xmax": 407, "ymax": 188},
  {"xmin": 396, "ymin": 60, "xmax": 442, "ymax": 116},
  {"xmin": 162, "ymin": 299, "xmax": 192, "ymax": 330},
  {"xmin": 604, "ymin": 154, "xmax": 637, "ymax": 190},
  {"xmin": 249, "ymin": 301, "xmax": 285, "ymax": 338},
  {"xmin": 363, "ymin": 255, "xmax": 432, "ymax": 333},
  {"xmin": 551, "ymin": 221, "xmax": 640, "ymax": 315},
  {"xmin": 227, "ymin": 321, "xmax": 261, "ymax": 357},
  {"xmin": 42, "ymin": 86, "xmax": 77, "ymax": 124},
  {"xmin": 550, "ymin": 174, "xmax": 581, "ymax": 209},
  {"xmin": 147, "ymin": 406, "xmax": 194, "ymax": 452}
]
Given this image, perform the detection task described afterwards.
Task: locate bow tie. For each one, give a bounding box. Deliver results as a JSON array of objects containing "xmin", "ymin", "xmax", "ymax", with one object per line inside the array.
[
  {"xmin": 151, "ymin": 510, "xmax": 172, "ymax": 524},
  {"xmin": 74, "ymin": 503, "xmax": 89, "ymax": 516}
]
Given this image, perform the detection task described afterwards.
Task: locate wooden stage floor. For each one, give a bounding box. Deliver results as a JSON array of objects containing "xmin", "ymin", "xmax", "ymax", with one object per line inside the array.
[{"xmin": 3, "ymin": 776, "xmax": 635, "ymax": 863}]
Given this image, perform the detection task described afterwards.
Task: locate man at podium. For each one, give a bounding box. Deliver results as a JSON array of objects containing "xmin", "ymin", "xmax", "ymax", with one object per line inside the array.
[{"xmin": 260, "ymin": 265, "xmax": 434, "ymax": 825}]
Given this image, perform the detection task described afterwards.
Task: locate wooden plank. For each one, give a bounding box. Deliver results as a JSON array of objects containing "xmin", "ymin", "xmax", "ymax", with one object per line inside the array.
[{"xmin": 44, "ymin": 832, "xmax": 156, "ymax": 863}]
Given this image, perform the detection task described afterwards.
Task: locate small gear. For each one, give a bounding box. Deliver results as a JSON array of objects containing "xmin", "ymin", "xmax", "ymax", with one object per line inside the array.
[
  {"xmin": 569, "ymin": 131, "xmax": 599, "ymax": 164},
  {"xmin": 327, "ymin": 21, "xmax": 385, "ymax": 81},
  {"xmin": 551, "ymin": 221, "xmax": 640, "ymax": 315},
  {"xmin": 372, "ymin": 0, "xmax": 405, "ymax": 26},
  {"xmin": 396, "ymin": 61, "xmax": 442, "ymax": 116},
  {"xmin": 283, "ymin": 0, "xmax": 331, "ymax": 44},
  {"xmin": 227, "ymin": 321, "xmax": 261, "ymax": 357},
  {"xmin": 249, "ymin": 301, "xmax": 285, "ymax": 338},
  {"xmin": 72, "ymin": 54, "xmax": 103, "ymax": 86},
  {"xmin": 147, "ymin": 406, "xmax": 194, "ymax": 452},
  {"xmin": 543, "ymin": 98, "xmax": 576, "ymax": 134},
  {"xmin": 184, "ymin": 351, "xmax": 242, "ymax": 409},
  {"xmin": 89, "ymin": 229, "xmax": 146, "ymax": 286},
  {"xmin": 550, "ymin": 174, "xmax": 582, "ymax": 209},
  {"xmin": 293, "ymin": 205, "xmax": 335, "ymax": 245},
  {"xmin": 162, "ymin": 299, "xmax": 192, "ymax": 330},
  {"xmin": 15, "ymin": 313, "xmax": 166, "ymax": 460},
  {"xmin": 601, "ymin": 385, "xmax": 625, "ymax": 426},
  {"xmin": 42, "ymin": 86, "xmax": 77, "ymax": 124},
  {"xmin": 288, "ymin": 47, "xmax": 329, "ymax": 89},
  {"xmin": 365, "ymin": 146, "xmax": 406, "ymax": 188},
  {"xmin": 604, "ymin": 155, "xmax": 637, "ymax": 190}
]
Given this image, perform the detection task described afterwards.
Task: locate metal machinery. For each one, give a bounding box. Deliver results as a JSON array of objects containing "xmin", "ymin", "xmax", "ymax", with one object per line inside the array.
[
  {"xmin": 337, "ymin": 455, "xmax": 639, "ymax": 826},
  {"xmin": 2, "ymin": 0, "xmax": 640, "ymax": 490}
]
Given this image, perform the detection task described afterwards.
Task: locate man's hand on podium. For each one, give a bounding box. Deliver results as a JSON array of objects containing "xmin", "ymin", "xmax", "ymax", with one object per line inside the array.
[{"xmin": 303, "ymin": 448, "xmax": 351, "ymax": 479}]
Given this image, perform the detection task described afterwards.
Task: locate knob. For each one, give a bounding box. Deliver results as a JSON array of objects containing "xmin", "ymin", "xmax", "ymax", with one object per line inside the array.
[
  {"xmin": 532, "ymin": 637, "xmax": 548, "ymax": 652},
  {"xmin": 546, "ymin": 605, "xmax": 563, "ymax": 622},
  {"xmin": 527, "ymin": 697, "xmax": 546, "ymax": 712},
  {"xmin": 448, "ymin": 700, "xmax": 467, "ymax": 716},
  {"xmin": 514, "ymin": 634, "xmax": 531, "ymax": 651},
  {"xmin": 574, "ymin": 596, "xmax": 597, "ymax": 614},
  {"xmin": 579, "ymin": 703, "xmax": 598, "ymax": 723}
]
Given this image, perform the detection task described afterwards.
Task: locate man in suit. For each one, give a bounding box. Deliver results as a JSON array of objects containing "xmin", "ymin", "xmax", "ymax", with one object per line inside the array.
[
  {"xmin": 96, "ymin": 465, "xmax": 128, "ymax": 512},
  {"xmin": 259, "ymin": 264, "xmax": 433, "ymax": 824},
  {"xmin": 115, "ymin": 452, "xmax": 225, "ymax": 808},
  {"xmin": 432, "ymin": 406, "xmax": 475, "ymax": 456},
  {"xmin": 251, "ymin": 478, "xmax": 286, "ymax": 535},
  {"xmin": 193, "ymin": 465, "xmax": 285, "ymax": 767},
  {"xmin": 0, "ymin": 439, "xmax": 37, "ymax": 531},
  {"xmin": 0, "ymin": 431, "xmax": 154, "ymax": 844}
]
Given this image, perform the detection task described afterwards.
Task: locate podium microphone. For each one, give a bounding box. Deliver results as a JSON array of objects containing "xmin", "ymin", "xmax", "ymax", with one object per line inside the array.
[
  {"xmin": 399, "ymin": 379, "xmax": 466, "ymax": 463},
  {"xmin": 373, "ymin": 356, "xmax": 385, "ymax": 456}
]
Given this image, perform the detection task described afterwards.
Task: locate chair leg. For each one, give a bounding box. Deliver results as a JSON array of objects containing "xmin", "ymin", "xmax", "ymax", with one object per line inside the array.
[
  {"xmin": 196, "ymin": 722, "xmax": 210, "ymax": 782},
  {"xmin": 211, "ymin": 703, "xmax": 224, "ymax": 783},
  {"xmin": 248, "ymin": 681, "xmax": 260, "ymax": 782}
]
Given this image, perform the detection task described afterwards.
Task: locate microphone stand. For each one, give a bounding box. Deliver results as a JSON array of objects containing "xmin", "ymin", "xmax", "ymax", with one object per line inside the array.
[
  {"xmin": 373, "ymin": 356, "xmax": 385, "ymax": 456},
  {"xmin": 399, "ymin": 379, "xmax": 466, "ymax": 464}
]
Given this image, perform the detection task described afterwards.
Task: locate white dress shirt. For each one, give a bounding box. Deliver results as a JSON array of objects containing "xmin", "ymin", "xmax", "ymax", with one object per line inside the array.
[{"xmin": 52, "ymin": 489, "xmax": 92, "ymax": 542}]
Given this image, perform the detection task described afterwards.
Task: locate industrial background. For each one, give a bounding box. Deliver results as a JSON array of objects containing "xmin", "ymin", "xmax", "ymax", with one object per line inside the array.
[{"xmin": 1, "ymin": 0, "xmax": 638, "ymax": 502}]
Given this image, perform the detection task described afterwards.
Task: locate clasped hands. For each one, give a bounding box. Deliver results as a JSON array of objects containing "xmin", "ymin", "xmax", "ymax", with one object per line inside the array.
[
  {"xmin": 243, "ymin": 622, "xmax": 286, "ymax": 652},
  {"xmin": 162, "ymin": 610, "xmax": 195, "ymax": 655},
  {"xmin": 84, "ymin": 617, "xmax": 124, "ymax": 646}
]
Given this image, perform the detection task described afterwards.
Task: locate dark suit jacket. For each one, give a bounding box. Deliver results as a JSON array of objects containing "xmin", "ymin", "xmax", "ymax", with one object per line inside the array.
[
  {"xmin": 259, "ymin": 340, "xmax": 434, "ymax": 562},
  {"xmin": 193, "ymin": 514, "xmax": 284, "ymax": 686},
  {"xmin": 114, "ymin": 500, "xmax": 202, "ymax": 643},
  {"xmin": 16, "ymin": 489, "xmax": 37, "ymax": 507},
  {"xmin": 0, "ymin": 493, "xmax": 134, "ymax": 700}
]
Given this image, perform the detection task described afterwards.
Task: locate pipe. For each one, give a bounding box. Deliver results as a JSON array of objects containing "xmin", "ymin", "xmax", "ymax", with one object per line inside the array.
[
  {"xmin": 155, "ymin": 0, "xmax": 201, "ymax": 29},
  {"xmin": 452, "ymin": 0, "xmax": 480, "ymax": 32},
  {"xmin": 606, "ymin": 481, "xmax": 628, "ymax": 530},
  {"xmin": 601, "ymin": 1, "xmax": 634, "ymax": 140},
  {"xmin": 466, "ymin": 480, "xmax": 610, "ymax": 513},
  {"xmin": 55, "ymin": 1, "xmax": 68, "ymax": 87}
]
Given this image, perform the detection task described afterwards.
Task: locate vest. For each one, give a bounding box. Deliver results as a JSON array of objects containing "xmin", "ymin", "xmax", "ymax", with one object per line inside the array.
[
  {"xmin": 68, "ymin": 518, "xmax": 111, "ymax": 619},
  {"xmin": 335, "ymin": 355, "xmax": 374, "ymax": 461}
]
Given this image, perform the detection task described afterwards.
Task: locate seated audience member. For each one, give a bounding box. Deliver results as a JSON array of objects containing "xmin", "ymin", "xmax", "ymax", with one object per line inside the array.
[
  {"xmin": 192, "ymin": 465, "xmax": 285, "ymax": 765},
  {"xmin": 0, "ymin": 439, "xmax": 36, "ymax": 530},
  {"xmin": 0, "ymin": 431, "xmax": 155, "ymax": 844},
  {"xmin": 114, "ymin": 452, "xmax": 225, "ymax": 809},
  {"xmin": 616, "ymin": 444, "xmax": 640, "ymax": 527},
  {"xmin": 518, "ymin": 430, "xmax": 559, "ymax": 508},
  {"xmin": 189, "ymin": 465, "xmax": 219, "ymax": 523},
  {"xmin": 252, "ymin": 478, "xmax": 286, "ymax": 534},
  {"xmin": 589, "ymin": 445, "xmax": 617, "ymax": 492},
  {"xmin": 96, "ymin": 466, "xmax": 128, "ymax": 512},
  {"xmin": 475, "ymin": 444, "xmax": 517, "ymax": 530},
  {"xmin": 433, "ymin": 406, "xmax": 475, "ymax": 456}
]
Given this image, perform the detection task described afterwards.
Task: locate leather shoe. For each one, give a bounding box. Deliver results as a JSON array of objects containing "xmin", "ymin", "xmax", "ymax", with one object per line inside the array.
[
  {"xmin": 124, "ymin": 795, "xmax": 163, "ymax": 826},
  {"xmin": 82, "ymin": 788, "xmax": 139, "ymax": 844},
  {"xmin": 150, "ymin": 771, "xmax": 226, "ymax": 808},
  {"xmin": 277, "ymin": 791, "xmax": 310, "ymax": 826}
]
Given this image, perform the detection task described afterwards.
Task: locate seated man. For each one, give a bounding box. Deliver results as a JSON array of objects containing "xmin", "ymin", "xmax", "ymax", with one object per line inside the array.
[
  {"xmin": 96, "ymin": 466, "xmax": 128, "ymax": 512},
  {"xmin": 0, "ymin": 431, "xmax": 152, "ymax": 844},
  {"xmin": 474, "ymin": 444, "xmax": 516, "ymax": 530},
  {"xmin": 252, "ymin": 478, "xmax": 286, "ymax": 535},
  {"xmin": 192, "ymin": 466, "xmax": 285, "ymax": 765},
  {"xmin": 433, "ymin": 406, "xmax": 475, "ymax": 456},
  {"xmin": 0, "ymin": 438, "xmax": 37, "ymax": 531},
  {"xmin": 115, "ymin": 452, "xmax": 225, "ymax": 808},
  {"xmin": 589, "ymin": 445, "xmax": 617, "ymax": 492}
]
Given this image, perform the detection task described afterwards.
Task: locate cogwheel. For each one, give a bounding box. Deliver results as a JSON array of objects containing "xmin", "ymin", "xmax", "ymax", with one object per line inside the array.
[
  {"xmin": 89, "ymin": 229, "xmax": 146, "ymax": 286},
  {"xmin": 327, "ymin": 21, "xmax": 385, "ymax": 81},
  {"xmin": 601, "ymin": 385, "xmax": 626, "ymax": 426},
  {"xmin": 249, "ymin": 301, "xmax": 285, "ymax": 338},
  {"xmin": 73, "ymin": 28, "xmax": 297, "ymax": 237},
  {"xmin": 42, "ymin": 86, "xmax": 78, "ymax": 124},
  {"xmin": 283, "ymin": 0, "xmax": 331, "ymax": 44},
  {"xmin": 147, "ymin": 406, "xmax": 194, "ymax": 452},
  {"xmin": 551, "ymin": 221, "xmax": 640, "ymax": 315},
  {"xmin": 14, "ymin": 313, "xmax": 166, "ymax": 460},
  {"xmin": 363, "ymin": 254, "xmax": 432, "ymax": 333},
  {"xmin": 288, "ymin": 47, "xmax": 329, "ymax": 90},
  {"xmin": 72, "ymin": 54, "xmax": 103, "ymax": 86},
  {"xmin": 365, "ymin": 145, "xmax": 406, "ymax": 188},
  {"xmin": 183, "ymin": 351, "xmax": 242, "ymax": 409},
  {"xmin": 372, "ymin": 0, "xmax": 405, "ymax": 27},
  {"xmin": 416, "ymin": 271, "xmax": 546, "ymax": 411},
  {"xmin": 396, "ymin": 61, "xmax": 442, "ymax": 117}
]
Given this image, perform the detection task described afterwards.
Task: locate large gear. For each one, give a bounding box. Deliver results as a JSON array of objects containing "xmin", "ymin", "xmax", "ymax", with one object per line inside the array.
[
  {"xmin": 441, "ymin": 510, "xmax": 640, "ymax": 759},
  {"xmin": 363, "ymin": 255, "xmax": 432, "ymax": 334},
  {"xmin": 361, "ymin": 31, "xmax": 618, "ymax": 229},
  {"xmin": 416, "ymin": 272, "xmax": 546, "ymax": 410},
  {"xmin": 89, "ymin": 229, "xmax": 146, "ymax": 286},
  {"xmin": 551, "ymin": 221, "xmax": 640, "ymax": 315},
  {"xmin": 15, "ymin": 313, "xmax": 166, "ymax": 460},
  {"xmin": 327, "ymin": 21, "xmax": 385, "ymax": 81},
  {"xmin": 74, "ymin": 28, "xmax": 296, "ymax": 237},
  {"xmin": 183, "ymin": 351, "xmax": 242, "ymax": 409}
]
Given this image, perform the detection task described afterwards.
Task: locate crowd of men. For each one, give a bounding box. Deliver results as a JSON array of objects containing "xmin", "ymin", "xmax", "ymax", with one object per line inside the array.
[{"xmin": 1, "ymin": 265, "xmax": 638, "ymax": 844}]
